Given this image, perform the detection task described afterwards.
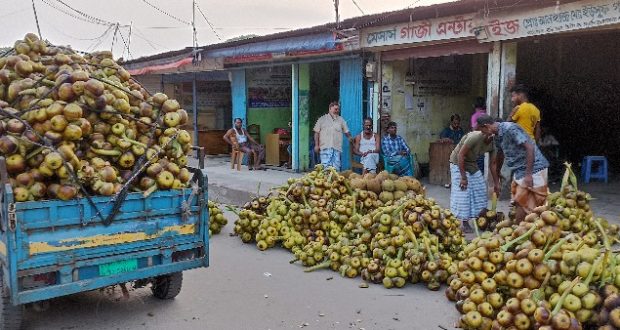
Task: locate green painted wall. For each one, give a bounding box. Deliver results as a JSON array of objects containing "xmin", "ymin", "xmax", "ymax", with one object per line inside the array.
[
  {"xmin": 298, "ymin": 64, "xmax": 310, "ymax": 171},
  {"xmin": 247, "ymin": 107, "xmax": 291, "ymax": 144},
  {"xmin": 383, "ymin": 54, "xmax": 488, "ymax": 164}
]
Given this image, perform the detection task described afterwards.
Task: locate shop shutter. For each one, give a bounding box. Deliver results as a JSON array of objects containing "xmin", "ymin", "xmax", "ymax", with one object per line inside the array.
[
  {"xmin": 133, "ymin": 74, "xmax": 163, "ymax": 94},
  {"xmin": 339, "ymin": 57, "xmax": 363, "ymax": 171}
]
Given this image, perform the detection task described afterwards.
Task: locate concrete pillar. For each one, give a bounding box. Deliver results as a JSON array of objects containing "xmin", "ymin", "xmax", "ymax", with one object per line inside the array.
[
  {"xmin": 292, "ymin": 63, "xmax": 310, "ymax": 172},
  {"xmin": 231, "ymin": 69, "xmax": 247, "ymax": 124},
  {"xmin": 486, "ymin": 42, "xmax": 501, "ymax": 117},
  {"xmin": 499, "ymin": 42, "xmax": 518, "ymax": 119}
]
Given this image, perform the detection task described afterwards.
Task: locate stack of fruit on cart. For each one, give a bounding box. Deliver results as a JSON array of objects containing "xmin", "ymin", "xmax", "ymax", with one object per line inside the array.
[{"xmin": 0, "ymin": 34, "xmax": 194, "ymax": 202}]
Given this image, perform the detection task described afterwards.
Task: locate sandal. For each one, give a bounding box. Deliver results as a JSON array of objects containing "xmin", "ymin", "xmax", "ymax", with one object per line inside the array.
[{"xmin": 461, "ymin": 221, "xmax": 474, "ymax": 233}]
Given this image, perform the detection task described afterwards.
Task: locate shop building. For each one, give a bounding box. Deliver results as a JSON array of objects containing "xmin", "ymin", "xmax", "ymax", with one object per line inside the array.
[{"xmin": 124, "ymin": 0, "xmax": 620, "ymax": 177}]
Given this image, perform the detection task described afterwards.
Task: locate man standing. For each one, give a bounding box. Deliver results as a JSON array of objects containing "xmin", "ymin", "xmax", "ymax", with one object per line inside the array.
[
  {"xmin": 439, "ymin": 114, "xmax": 465, "ymax": 144},
  {"xmin": 449, "ymin": 130, "xmax": 499, "ymax": 233},
  {"xmin": 353, "ymin": 118, "xmax": 380, "ymax": 174},
  {"xmin": 509, "ymin": 84, "xmax": 541, "ymax": 142},
  {"xmin": 313, "ymin": 102, "xmax": 353, "ymax": 171},
  {"xmin": 477, "ymin": 115, "xmax": 549, "ymax": 222},
  {"xmin": 381, "ymin": 122, "xmax": 413, "ymax": 176},
  {"xmin": 223, "ymin": 118, "xmax": 265, "ymax": 170}
]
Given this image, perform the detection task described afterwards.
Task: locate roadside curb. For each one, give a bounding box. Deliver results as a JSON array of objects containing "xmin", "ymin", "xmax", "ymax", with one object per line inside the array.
[{"xmin": 208, "ymin": 183, "xmax": 253, "ymax": 206}]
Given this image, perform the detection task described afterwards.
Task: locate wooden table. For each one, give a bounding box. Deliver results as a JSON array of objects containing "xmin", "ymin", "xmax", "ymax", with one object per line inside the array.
[
  {"xmin": 265, "ymin": 134, "xmax": 291, "ymax": 166},
  {"xmin": 190, "ymin": 130, "xmax": 229, "ymax": 155},
  {"xmin": 429, "ymin": 142, "xmax": 455, "ymax": 185}
]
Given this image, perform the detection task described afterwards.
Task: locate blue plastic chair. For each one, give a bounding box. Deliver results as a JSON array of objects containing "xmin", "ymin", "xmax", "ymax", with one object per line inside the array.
[
  {"xmin": 382, "ymin": 153, "xmax": 415, "ymax": 177},
  {"xmin": 581, "ymin": 156, "xmax": 608, "ymax": 183}
]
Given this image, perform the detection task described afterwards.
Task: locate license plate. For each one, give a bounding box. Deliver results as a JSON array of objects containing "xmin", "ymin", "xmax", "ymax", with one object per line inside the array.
[{"xmin": 99, "ymin": 259, "xmax": 138, "ymax": 276}]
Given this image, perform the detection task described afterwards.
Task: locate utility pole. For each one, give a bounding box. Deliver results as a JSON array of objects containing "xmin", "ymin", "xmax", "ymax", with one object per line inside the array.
[
  {"xmin": 334, "ymin": 0, "xmax": 340, "ymax": 28},
  {"xmin": 192, "ymin": 0, "xmax": 198, "ymax": 51},
  {"xmin": 127, "ymin": 21, "xmax": 133, "ymax": 60},
  {"xmin": 191, "ymin": 0, "xmax": 199, "ymax": 157},
  {"xmin": 31, "ymin": 0, "xmax": 42, "ymax": 39},
  {"xmin": 111, "ymin": 23, "xmax": 120, "ymax": 53}
]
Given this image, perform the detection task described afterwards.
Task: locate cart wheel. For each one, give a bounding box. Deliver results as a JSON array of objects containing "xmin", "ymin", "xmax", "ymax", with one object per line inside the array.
[
  {"xmin": 151, "ymin": 272, "xmax": 183, "ymax": 300},
  {"xmin": 0, "ymin": 277, "xmax": 22, "ymax": 330}
]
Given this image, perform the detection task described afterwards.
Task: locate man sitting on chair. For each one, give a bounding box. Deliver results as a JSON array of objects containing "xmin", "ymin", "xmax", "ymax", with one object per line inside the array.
[
  {"xmin": 223, "ymin": 118, "xmax": 265, "ymax": 170},
  {"xmin": 353, "ymin": 118, "xmax": 380, "ymax": 174},
  {"xmin": 381, "ymin": 122, "xmax": 412, "ymax": 176}
]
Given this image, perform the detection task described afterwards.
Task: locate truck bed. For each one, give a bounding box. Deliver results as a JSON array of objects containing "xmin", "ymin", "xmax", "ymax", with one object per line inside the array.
[{"xmin": 0, "ymin": 169, "xmax": 209, "ymax": 305}]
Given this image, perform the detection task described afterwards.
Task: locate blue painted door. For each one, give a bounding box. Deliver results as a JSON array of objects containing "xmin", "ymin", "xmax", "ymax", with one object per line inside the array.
[{"xmin": 339, "ymin": 58, "xmax": 363, "ymax": 170}]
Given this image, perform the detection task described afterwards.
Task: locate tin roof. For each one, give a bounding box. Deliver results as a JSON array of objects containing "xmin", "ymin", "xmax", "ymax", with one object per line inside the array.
[{"xmin": 122, "ymin": 0, "xmax": 556, "ymax": 69}]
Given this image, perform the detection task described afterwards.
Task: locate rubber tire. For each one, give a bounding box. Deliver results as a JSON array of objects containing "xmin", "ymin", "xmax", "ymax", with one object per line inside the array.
[
  {"xmin": 151, "ymin": 272, "xmax": 183, "ymax": 300},
  {"xmin": 0, "ymin": 277, "xmax": 23, "ymax": 330}
]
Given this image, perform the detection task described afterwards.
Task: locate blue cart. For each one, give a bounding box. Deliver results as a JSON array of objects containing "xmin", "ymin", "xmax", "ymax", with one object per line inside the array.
[{"xmin": 0, "ymin": 158, "xmax": 209, "ymax": 329}]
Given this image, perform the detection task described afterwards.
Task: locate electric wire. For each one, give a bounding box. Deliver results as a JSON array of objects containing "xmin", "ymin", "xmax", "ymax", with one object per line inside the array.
[
  {"xmin": 196, "ymin": 3, "xmax": 222, "ymax": 41},
  {"xmin": 117, "ymin": 27, "xmax": 134, "ymax": 59},
  {"xmin": 140, "ymin": 0, "xmax": 191, "ymax": 25},
  {"xmin": 53, "ymin": 0, "xmax": 123, "ymax": 26},
  {"xmin": 351, "ymin": 0, "xmax": 365, "ymax": 15},
  {"xmin": 132, "ymin": 27, "xmax": 172, "ymax": 51},
  {"xmin": 40, "ymin": 0, "xmax": 112, "ymax": 26}
]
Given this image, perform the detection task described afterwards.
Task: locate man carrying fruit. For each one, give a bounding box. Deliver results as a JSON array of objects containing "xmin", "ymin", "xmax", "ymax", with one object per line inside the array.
[
  {"xmin": 313, "ymin": 102, "xmax": 353, "ymax": 171},
  {"xmin": 449, "ymin": 129, "xmax": 500, "ymax": 233},
  {"xmin": 476, "ymin": 115, "xmax": 549, "ymax": 222}
]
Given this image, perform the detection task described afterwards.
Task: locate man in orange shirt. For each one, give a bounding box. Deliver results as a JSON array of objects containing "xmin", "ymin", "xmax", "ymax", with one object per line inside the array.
[{"xmin": 509, "ymin": 84, "xmax": 541, "ymax": 143}]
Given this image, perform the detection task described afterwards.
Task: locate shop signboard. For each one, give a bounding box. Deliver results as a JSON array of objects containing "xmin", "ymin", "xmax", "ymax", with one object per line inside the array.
[
  {"xmin": 478, "ymin": 0, "xmax": 620, "ymax": 42},
  {"xmin": 247, "ymin": 67, "xmax": 292, "ymax": 108},
  {"xmin": 361, "ymin": 14, "xmax": 477, "ymax": 48}
]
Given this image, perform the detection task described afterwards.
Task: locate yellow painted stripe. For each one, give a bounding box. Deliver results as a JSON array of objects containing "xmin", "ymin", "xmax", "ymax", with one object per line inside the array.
[
  {"xmin": 29, "ymin": 224, "xmax": 196, "ymax": 255},
  {"xmin": 0, "ymin": 240, "xmax": 6, "ymax": 256}
]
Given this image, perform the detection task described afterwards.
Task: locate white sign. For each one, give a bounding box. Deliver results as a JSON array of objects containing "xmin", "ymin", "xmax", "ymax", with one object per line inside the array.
[
  {"xmin": 478, "ymin": 0, "xmax": 620, "ymax": 42},
  {"xmin": 361, "ymin": 14, "xmax": 477, "ymax": 48}
]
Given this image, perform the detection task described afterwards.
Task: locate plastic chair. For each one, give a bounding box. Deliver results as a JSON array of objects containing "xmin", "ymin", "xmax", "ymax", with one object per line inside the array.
[
  {"xmin": 381, "ymin": 153, "xmax": 415, "ymax": 177},
  {"xmin": 247, "ymin": 124, "xmax": 260, "ymax": 144},
  {"xmin": 581, "ymin": 156, "xmax": 608, "ymax": 183},
  {"xmin": 231, "ymin": 149, "xmax": 245, "ymax": 171},
  {"xmin": 309, "ymin": 141, "xmax": 320, "ymax": 169},
  {"xmin": 349, "ymin": 141, "xmax": 365, "ymax": 174}
]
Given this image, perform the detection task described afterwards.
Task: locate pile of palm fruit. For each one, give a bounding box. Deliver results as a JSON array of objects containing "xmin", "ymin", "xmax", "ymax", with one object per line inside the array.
[
  {"xmin": 232, "ymin": 165, "xmax": 467, "ymax": 291},
  {"xmin": 446, "ymin": 164, "xmax": 620, "ymax": 330},
  {"xmin": 0, "ymin": 33, "xmax": 193, "ymax": 201},
  {"xmin": 208, "ymin": 200, "xmax": 227, "ymax": 236},
  {"xmin": 232, "ymin": 162, "xmax": 620, "ymax": 329}
]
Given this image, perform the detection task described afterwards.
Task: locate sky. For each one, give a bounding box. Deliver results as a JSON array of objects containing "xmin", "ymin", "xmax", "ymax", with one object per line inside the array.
[{"xmin": 0, "ymin": 0, "xmax": 448, "ymax": 60}]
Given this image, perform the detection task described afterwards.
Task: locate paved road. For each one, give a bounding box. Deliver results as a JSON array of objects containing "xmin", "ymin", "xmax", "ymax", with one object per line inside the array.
[{"xmin": 24, "ymin": 211, "xmax": 458, "ymax": 330}]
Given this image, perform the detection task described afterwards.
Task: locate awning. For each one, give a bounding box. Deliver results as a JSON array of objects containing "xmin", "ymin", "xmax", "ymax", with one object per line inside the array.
[
  {"xmin": 161, "ymin": 71, "xmax": 230, "ymax": 83},
  {"xmin": 204, "ymin": 33, "xmax": 337, "ymax": 59},
  {"xmin": 382, "ymin": 39, "xmax": 492, "ymax": 61},
  {"xmin": 128, "ymin": 57, "xmax": 193, "ymax": 75}
]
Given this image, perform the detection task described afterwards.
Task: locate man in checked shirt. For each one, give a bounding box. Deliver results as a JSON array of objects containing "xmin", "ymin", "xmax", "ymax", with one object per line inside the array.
[{"xmin": 381, "ymin": 122, "xmax": 413, "ymax": 176}]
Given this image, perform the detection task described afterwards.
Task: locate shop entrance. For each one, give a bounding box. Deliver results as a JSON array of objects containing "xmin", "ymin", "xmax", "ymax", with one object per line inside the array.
[
  {"xmin": 308, "ymin": 61, "xmax": 340, "ymax": 166},
  {"xmin": 168, "ymin": 73, "xmax": 232, "ymax": 155},
  {"xmin": 516, "ymin": 30, "xmax": 620, "ymax": 177},
  {"xmin": 382, "ymin": 49, "xmax": 489, "ymax": 182},
  {"xmin": 245, "ymin": 65, "xmax": 293, "ymax": 167}
]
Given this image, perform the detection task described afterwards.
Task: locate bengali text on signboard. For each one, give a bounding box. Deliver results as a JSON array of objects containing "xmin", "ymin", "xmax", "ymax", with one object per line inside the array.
[
  {"xmin": 479, "ymin": 0, "xmax": 620, "ymax": 42},
  {"xmin": 361, "ymin": 14, "xmax": 478, "ymax": 48}
]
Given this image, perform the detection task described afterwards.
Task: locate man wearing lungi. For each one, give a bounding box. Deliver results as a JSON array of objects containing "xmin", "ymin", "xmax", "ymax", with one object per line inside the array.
[
  {"xmin": 477, "ymin": 115, "xmax": 549, "ymax": 223},
  {"xmin": 381, "ymin": 122, "xmax": 413, "ymax": 177},
  {"xmin": 449, "ymin": 130, "xmax": 500, "ymax": 233},
  {"xmin": 313, "ymin": 102, "xmax": 353, "ymax": 171},
  {"xmin": 353, "ymin": 118, "xmax": 380, "ymax": 174}
]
